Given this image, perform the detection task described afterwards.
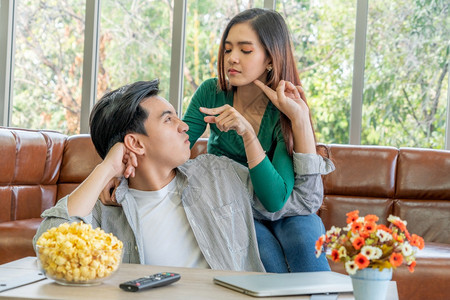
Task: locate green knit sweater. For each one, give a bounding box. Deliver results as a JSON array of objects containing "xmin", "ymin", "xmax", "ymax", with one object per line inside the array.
[{"xmin": 183, "ymin": 78, "xmax": 294, "ymax": 212}]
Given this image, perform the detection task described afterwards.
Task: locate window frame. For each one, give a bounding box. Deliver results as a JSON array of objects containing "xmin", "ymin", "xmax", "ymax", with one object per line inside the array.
[{"xmin": 1, "ymin": 0, "xmax": 449, "ymax": 149}]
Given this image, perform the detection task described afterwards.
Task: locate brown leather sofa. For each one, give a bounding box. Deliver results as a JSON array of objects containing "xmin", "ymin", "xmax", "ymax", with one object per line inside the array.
[{"xmin": 1, "ymin": 127, "xmax": 449, "ymax": 299}]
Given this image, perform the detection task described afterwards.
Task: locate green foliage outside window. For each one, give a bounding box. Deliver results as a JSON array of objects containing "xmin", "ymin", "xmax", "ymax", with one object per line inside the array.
[
  {"xmin": 362, "ymin": 0, "xmax": 448, "ymax": 148},
  {"xmin": 13, "ymin": 0, "xmax": 86, "ymax": 134},
  {"xmin": 11, "ymin": 0, "xmax": 449, "ymax": 149}
]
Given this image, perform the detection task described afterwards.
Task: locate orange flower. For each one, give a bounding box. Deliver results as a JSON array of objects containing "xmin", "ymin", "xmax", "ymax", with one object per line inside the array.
[
  {"xmin": 404, "ymin": 229, "xmax": 411, "ymax": 240},
  {"xmin": 352, "ymin": 237, "xmax": 365, "ymax": 250},
  {"xmin": 389, "ymin": 253, "xmax": 403, "ymax": 267},
  {"xmin": 364, "ymin": 222, "xmax": 377, "ymax": 233},
  {"xmin": 351, "ymin": 222, "xmax": 363, "ymax": 233},
  {"xmin": 393, "ymin": 220, "xmax": 407, "ymax": 232},
  {"xmin": 392, "ymin": 231, "xmax": 403, "ymax": 242},
  {"xmin": 346, "ymin": 210, "xmax": 359, "ymax": 224},
  {"xmin": 364, "ymin": 214, "xmax": 379, "ymax": 223},
  {"xmin": 377, "ymin": 224, "xmax": 392, "ymax": 233},
  {"xmin": 359, "ymin": 230, "xmax": 370, "ymax": 239},
  {"xmin": 354, "ymin": 253, "xmax": 370, "ymax": 269},
  {"xmin": 410, "ymin": 234, "xmax": 425, "ymax": 250},
  {"xmin": 315, "ymin": 236, "xmax": 324, "ymax": 251},
  {"xmin": 408, "ymin": 261, "xmax": 416, "ymax": 273},
  {"xmin": 331, "ymin": 249, "xmax": 340, "ymax": 262},
  {"xmin": 316, "ymin": 211, "xmax": 425, "ymax": 276}
]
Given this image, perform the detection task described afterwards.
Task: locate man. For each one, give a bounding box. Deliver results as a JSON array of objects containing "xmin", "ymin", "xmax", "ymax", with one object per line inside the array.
[
  {"xmin": 34, "ymin": 79, "xmax": 265, "ymax": 271},
  {"xmin": 34, "ymin": 79, "xmax": 333, "ymax": 272}
]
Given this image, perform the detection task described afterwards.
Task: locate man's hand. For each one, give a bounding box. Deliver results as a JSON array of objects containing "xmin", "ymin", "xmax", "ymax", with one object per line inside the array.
[
  {"xmin": 99, "ymin": 143, "xmax": 138, "ymax": 206},
  {"xmin": 99, "ymin": 178, "xmax": 121, "ymax": 206},
  {"xmin": 67, "ymin": 143, "xmax": 138, "ymax": 216},
  {"xmin": 102, "ymin": 143, "xmax": 138, "ymax": 178}
]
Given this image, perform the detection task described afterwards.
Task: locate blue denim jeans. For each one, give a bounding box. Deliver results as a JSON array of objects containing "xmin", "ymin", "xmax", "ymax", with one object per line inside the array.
[{"xmin": 254, "ymin": 214, "xmax": 330, "ymax": 273}]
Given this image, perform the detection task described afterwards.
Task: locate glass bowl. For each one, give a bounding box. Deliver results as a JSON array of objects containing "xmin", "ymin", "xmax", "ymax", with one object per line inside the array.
[{"xmin": 36, "ymin": 245, "xmax": 123, "ymax": 286}]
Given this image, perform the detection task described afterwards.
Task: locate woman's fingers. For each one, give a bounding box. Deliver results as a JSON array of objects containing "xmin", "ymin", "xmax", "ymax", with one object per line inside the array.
[
  {"xmin": 218, "ymin": 113, "xmax": 241, "ymax": 132},
  {"xmin": 199, "ymin": 105, "xmax": 228, "ymax": 116},
  {"xmin": 201, "ymin": 105, "xmax": 231, "ymax": 130},
  {"xmin": 276, "ymin": 80, "xmax": 286, "ymax": 101},
  {"xmin": 202, "ymin": 104, "xmax": 249, "ymax": 135},
  {"xmin": 254, "ymin": 79, "xmax": 277, "ymax": 101},
  {"xmin": 204, "ymin": 116, "xmax": 216, "ymax": 123},
  {"xmin": 255, "ymin": 79, "xmax": 291, "ymax": 107},
  {"xmin": 214, "ymin": 113, "xmax": 236, "ymax": 132},
  {"xmin": 286, "ymin": 81, "xmax": 301, "ymax": 100}
]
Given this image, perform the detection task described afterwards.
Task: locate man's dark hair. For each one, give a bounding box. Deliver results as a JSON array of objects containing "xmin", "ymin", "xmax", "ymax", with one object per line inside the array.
[{"xmin": 89, "ymin": 79, "xmax": 160, "ymax": 159}]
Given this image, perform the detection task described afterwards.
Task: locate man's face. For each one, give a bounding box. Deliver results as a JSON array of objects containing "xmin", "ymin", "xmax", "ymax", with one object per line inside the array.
[{"xmin": 138, "ymin": 96, "xmax": 191, "ymax": 168}]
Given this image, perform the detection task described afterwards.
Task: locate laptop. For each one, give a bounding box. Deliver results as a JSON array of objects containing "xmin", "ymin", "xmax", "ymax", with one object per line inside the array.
[{"xmin": 213, "ymin": 271, "xmax": 353, "ymax": 297}]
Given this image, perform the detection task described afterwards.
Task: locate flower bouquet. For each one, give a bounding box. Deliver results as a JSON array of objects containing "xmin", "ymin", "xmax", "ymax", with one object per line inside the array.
[{"xmin": 315, "ymin": 210, "xmax": 425, "ymax": 275}]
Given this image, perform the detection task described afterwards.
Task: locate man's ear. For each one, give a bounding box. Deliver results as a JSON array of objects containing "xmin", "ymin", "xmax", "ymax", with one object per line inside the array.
[{"xmin": 123, "ymin": 134, "xmax": 145, "ymax": 156}]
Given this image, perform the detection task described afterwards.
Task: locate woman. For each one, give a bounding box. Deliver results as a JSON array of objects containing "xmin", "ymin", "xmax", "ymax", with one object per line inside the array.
[{"xmin": 182, "ymin": 8, "xmax": 333, "ymax": 272}]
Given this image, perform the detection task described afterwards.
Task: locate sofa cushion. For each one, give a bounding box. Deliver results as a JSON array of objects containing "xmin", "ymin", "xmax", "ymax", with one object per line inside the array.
[
  {"xmin": 394, "ymin": 199, "xmax": 450, "ymax": 243},
  {"xmin": 322, "ymin": 144, "xmax": 398, "ymax": 198},
  {"xmin": 57, "ymin": 134, "xmax": 102, "ymax": 200},
  {"xmin": 394, "ymin": 147, "xmax": 450, "ymax": 243},
  {"xmin": 396, "ymin": 148, "xmax": 450, "ymax": 199},
  {"xmin": 0, "ymin": 128, "xmax": 66, "ymax": 222},
  {"xmin": 320, "ymin": 195, "xmax": 393, "ymax": 229}
]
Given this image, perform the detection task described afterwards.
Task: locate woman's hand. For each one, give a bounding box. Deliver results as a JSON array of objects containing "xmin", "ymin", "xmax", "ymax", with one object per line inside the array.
[
  {"xmin": 253, "ymin": 79, "xmax": 310, "ymax": 122},
  {"xmin": 254, "ymin": 79, "xmax": 316, "ymax": 154},
  {"xmin": 200, "ymin": 105, "xmax": 256, "ymax": 139},
  {"xmin": 200, "ymin": 105, "xmax": 265, "ymax": 167}
]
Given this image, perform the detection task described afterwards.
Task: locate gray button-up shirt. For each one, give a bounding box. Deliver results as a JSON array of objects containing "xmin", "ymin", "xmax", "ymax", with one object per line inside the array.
[{"xmin": 34, "ymin": 153, "xmax": 334, "ymax": 272}]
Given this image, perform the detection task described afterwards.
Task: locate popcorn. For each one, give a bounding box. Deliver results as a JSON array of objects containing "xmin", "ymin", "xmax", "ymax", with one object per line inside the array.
[{"xmin": 36, "ymin": 222, "xmax": 123, "ymax": 283}]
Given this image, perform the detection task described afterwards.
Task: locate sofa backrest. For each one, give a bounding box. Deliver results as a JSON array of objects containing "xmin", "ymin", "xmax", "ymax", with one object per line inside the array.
[
  {"xmin": 1, "ymin": 128, "xmax": 449, "ymax": 243},
  {"xmin": 394, "ymin": 148, "xmax": 450, "ymax": 243},
  {"xmin": 320, "ymin": 144, "xmax": 398, "ymax": 228},
  {"xmin": 0, "ymin": 128, "xmax": 67, "ymax": 223},
  {"xmin": 320, "ymin": 144, "xmax": 450, "ymax": 243},
  {"xmin": 57, "ymin": 134, "xmax": 102, "ymax": 200}
]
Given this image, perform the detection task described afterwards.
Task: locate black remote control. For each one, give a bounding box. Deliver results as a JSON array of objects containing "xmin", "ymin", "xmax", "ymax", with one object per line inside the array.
[{"xmin": 119, "ymin": 272, "xmax": 181, "ymax": 292}]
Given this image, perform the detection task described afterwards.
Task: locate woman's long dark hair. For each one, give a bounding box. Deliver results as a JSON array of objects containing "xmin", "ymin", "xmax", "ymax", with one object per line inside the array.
[{"xmin": 217, "ymin": 8, "xmax": 317, "ymax": 155}]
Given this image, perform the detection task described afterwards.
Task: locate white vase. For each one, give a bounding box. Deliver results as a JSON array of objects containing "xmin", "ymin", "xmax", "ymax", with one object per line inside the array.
[{"xmin": 350, "ymin": 268, "xmax": 393, "ymax": 300}]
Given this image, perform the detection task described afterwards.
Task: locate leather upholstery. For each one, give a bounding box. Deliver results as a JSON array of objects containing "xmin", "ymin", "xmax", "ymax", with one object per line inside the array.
[
  {"xmin": 320, "ymin": 144, "xmax": 450, "ymax": 300},
  {"xmin": 0, "ymin": 127, "xmax": 449, "ymax": 300},
  {"xmin": 57, "ymin": 134, "xmax": 102, "ymax": 200}
]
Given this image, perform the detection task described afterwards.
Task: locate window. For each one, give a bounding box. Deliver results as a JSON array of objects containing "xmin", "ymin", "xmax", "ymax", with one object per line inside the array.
[
  {"xmin": 277, "ymin": 0, "xmax": 357, "ymax": 144},
  {"xmin": 183, "ymin": 0, "xmax": 263, "ymax": 113},
  {"xmin": 12, "ymin": 0, "xmax": 86, "ymax": 135},
  {"xmin": 98, "ymin": 1, "xmax": 172, "ymax": 101},
  {"xmin": 1, "ymin": 0, "xmax": 449, "ymax": 149},
  {"xmin": 362, "ymin": 0, "xmax": 448, "ymax": 148}
]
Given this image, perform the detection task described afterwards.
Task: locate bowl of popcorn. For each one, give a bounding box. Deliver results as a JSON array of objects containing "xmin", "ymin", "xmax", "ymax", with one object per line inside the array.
[{"xmin": 35, "ymin": 222, "xmax": 123, "ymax": 286}]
